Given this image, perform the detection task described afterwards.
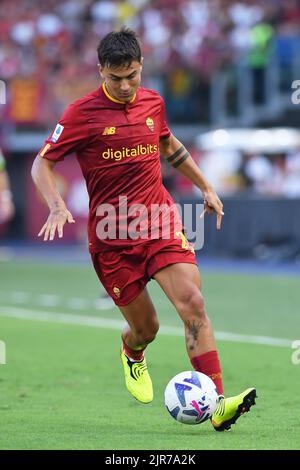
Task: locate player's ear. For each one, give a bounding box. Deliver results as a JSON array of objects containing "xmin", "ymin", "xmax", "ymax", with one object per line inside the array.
[
  {"xmin": 98, "ymin": 64, "xmax": 104, "ymax": 78},
  {"xmin": 140, "ymin": 57, "xmax": 144, "ymax": 70}
]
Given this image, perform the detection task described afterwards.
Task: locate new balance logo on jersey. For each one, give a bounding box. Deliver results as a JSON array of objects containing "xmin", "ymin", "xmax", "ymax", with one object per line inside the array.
[{"xmin": 102, "ymin": 127, "xmax": 116, "ymax": 135}]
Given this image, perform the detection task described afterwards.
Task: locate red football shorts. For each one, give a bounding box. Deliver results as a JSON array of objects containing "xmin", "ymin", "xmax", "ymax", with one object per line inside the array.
[{"xmin": 91, "ymin": 234, "xmax": 197, "ymax": 306}]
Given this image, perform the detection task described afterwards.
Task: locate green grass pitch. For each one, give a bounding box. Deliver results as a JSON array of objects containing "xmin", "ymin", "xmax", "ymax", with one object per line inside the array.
[{"xmin": 0, "ymin": 260, "xmax": 299, "ymax": 450}]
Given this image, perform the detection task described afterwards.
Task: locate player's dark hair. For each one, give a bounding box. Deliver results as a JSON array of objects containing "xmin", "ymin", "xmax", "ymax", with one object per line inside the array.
[{"xmin": 97, "ymin": 27, "xmax": 141, "ymax": 68}]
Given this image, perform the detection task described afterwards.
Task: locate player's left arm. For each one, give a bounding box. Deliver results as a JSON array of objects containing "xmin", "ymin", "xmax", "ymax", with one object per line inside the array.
[{"xmin": 159, "ymin": 133, "xmax": 224, "ymax": 229}]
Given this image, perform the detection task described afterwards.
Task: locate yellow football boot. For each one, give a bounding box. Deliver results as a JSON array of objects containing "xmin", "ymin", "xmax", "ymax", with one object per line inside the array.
[
  {"xmin": 211, "ymin": 388, "xmax": 257, "ymax": 431},
  {"xmin": 120, "ymin": 349, "xmax": 153, "ymax": 404}
]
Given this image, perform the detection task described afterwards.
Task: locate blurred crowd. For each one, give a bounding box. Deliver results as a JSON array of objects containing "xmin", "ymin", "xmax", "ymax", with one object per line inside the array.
[
  {"xmin": 238, "ymin": 150, "xmax": 300, "ymax": 197},
  {"xmin": 1, "ymin": 0, "xmax": 300, "ymax": 125},
  {"xmin": 190, "ymin": 146, "xmax": 300, "ymax": 198}
]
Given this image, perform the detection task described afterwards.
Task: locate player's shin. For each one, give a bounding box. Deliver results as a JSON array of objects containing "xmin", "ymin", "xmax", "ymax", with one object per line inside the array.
[{"xmin": 185, "ymin": 318, "xmax": 224, "ymax": 396}]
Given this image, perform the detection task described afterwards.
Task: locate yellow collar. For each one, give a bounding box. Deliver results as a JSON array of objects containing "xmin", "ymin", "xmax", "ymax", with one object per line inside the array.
[{"xmin": 102, "ymin": 82, "xmax": 136, "ymax": 104}]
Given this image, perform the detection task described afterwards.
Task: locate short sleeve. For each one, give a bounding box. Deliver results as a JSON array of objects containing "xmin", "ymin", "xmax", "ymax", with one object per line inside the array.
[
  {"xmin": 159, "ymin": 97, "xmax": 171, "ymax": 140},
  {"xmin": 39, "ymin": 104, "xmax": 89, "ymax": 162}
]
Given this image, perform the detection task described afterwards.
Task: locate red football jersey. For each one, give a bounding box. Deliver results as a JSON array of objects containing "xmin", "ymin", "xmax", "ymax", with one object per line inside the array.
[{"xmin": 40, "ymin": 84, "xmax": 182, "ymax": 252}]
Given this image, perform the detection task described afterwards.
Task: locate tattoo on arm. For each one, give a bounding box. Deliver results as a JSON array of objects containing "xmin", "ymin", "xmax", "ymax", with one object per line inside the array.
[
  {"xmin": 173, "ymin": 151, "xmax": 189, "ymax": 168},
  {"xmin": 166, "ymin": 145, "xmax": 184, "ymax": 163},
  {"xmin": 166, "ymin": 145, "xmax": 190, "ymax": 168}
]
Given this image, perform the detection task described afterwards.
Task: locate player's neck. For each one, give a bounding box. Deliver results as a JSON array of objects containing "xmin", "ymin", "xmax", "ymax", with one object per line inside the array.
[{"xmin": 102, "ymin": 82, "xmax": 136, "ymax": 104}]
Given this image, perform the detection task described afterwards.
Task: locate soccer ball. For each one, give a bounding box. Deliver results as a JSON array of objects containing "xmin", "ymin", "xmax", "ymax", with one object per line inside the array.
[{"xmin": 164, "ymin": 371, "xmax": 219, "ymax": 425}]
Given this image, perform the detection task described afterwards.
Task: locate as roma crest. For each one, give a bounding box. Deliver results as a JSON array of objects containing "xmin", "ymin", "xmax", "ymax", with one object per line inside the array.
[{"xmin": 146, "ymin": 117, "xmax": 154, "ymax": 132}]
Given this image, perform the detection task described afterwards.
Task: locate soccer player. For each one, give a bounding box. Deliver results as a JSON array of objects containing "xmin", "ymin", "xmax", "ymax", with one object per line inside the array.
[
  {"xmin": 31, "ymin": 28, "xmax": 256, "ymax": 431},
  {"xmin": 0, "ymin": 148, "xmax": 15, "ymax": 224}
]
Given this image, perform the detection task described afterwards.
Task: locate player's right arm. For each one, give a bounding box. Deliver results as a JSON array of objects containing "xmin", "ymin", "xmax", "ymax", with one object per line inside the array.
[
  {"xmin": 31, "ymin": 103, "xmax": 89, "ymax": 241},
  {"xmin": 157, "ymin": 94, "xmax": 224, "ymax": 229},
  {"xmin": 31, "ymin": 156, "xmax": 75, "ymax": 241},
  {"xmin": 160, "ymin": 133, "xmax": 224, "ymax": 230}
]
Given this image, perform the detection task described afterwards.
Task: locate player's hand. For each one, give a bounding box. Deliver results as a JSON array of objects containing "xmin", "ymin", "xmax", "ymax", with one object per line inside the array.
[
  {"xmin": 0, "ymin": 199, "xmax": 15, "ymax": 223},
  {"xmin": 200, "ymin": 188, "xmax": 224, "ymax": 230},
  {"xmin": 38, "ymin": 207, "xmax": 75, "ymax": 241}
]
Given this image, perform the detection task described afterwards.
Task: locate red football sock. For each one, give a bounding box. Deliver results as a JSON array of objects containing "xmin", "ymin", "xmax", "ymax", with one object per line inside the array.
[
  {"xmin": 122, "ymin": 340, "xmax": 145, "ymax": 362},
  {"xmin": 190, "ymin": 350, "xmax": 224, "ymax": 396}
]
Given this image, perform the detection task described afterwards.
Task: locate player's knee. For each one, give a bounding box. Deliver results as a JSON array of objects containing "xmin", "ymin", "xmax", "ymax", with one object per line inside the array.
[
  {"xmin": 137, "ymin": 330, "xmax": 157, "ymax": 345},
  {"xmin": 146, "ymin": 318, "xmax": 160, "ymax": 342},
  {"xmin": 189, "ymin": 290, "xmax": 206, "ymax": 317},
  {"xmin": 176, "ymin": 288, "xmax": 206, "ymax": 320},
  {"xmin": 134, "ymin": 320, "xmax": 159, "ymax": 345}
]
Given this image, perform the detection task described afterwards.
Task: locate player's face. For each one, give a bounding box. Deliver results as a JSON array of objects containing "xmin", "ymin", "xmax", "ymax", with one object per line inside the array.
[{"xmin": 99, "ymin": 60, "xmax": 143, "ymax": 102}]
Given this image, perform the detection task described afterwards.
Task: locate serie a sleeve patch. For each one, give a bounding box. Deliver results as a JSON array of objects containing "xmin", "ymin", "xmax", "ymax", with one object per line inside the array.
[{"xmin": 50, "ymin": 124, "xmax": 64, "ymax": 143}]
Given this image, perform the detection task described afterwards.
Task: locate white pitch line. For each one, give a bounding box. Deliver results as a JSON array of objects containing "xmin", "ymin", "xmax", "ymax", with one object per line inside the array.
[
  {"xmin": 0, "ymin": 290, "xmax": 115, "ymax": 311},
  {"xmin": 9, "ymin": 291, "xmax": 31, "ymax": 304},
  {"xmin": 0, "ymin": 306, "xmax": 293, "ymax": 349},
  {"xmin": 66, "ymin": 298, "xmax": 91, "ymax": 310},
  {"xmin": 0, "ymin": 306, "xmax": 125, "ymax": 330},
  {"xmin": 214, "ymin": 331, "xmax": 292, "ymax": 348},
  {"xmin": 94, "ymin": 298, "xmax": 115, "ymax": 310},
  {"xmin": 37, "ymin": 295, "xmax": 61, "ymax": 308}
]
